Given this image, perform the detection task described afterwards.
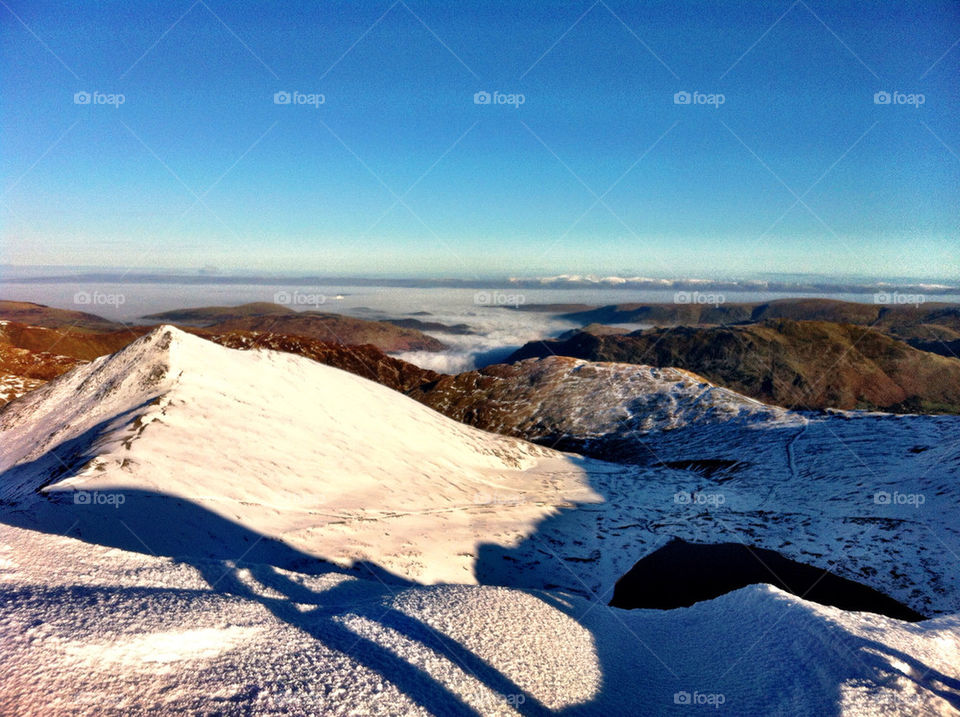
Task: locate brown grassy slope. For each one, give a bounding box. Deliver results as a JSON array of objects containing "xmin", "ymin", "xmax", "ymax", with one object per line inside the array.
[
  {"xmin": 0, "ymin": 300, "xmax": 448, "ymax": 354},
  {"xmin": 142, "ymin": 302, "xmax": 295, "ymax": 325},
  {"xmin": 0, "ymin": 322, "xmax": 441, "ymax": 405},
  {"xmin": 208, "ymin": 331, "xmax": 440, "ymax": 393},
  {"xmin": 558, "ymin": 298, "xmax": 960, "ymax": 337},
  {"xmin": 206, "ymin": 314, "xmax": 447, "ymax": 352},
  {"xmin": 0, "ymin": 300, "xmax": 124, "ymax": 332},
  {"xmin": 144, "ymin": 302, "xmax": 448, "ymax": 351},
  {"xmin": 508, "ymin": 319, "xmax": 960, "ymax": 413}
]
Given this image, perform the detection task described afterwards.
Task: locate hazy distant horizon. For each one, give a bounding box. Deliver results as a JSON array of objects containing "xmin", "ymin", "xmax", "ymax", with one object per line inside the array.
[{"xmin": 2, "ymin": 264, "xmax": 959, "ymax": 287}]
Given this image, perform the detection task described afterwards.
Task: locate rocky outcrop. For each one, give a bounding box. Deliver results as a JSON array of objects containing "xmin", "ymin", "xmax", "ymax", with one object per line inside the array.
[{"xmin": 409, "ymin": 355, "xmax": 783, "ymax": 461}]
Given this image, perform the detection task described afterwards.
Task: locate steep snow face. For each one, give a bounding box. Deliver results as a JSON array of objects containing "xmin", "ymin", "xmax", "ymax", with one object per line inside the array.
[
  {"xmin": 0, "ymin": 326, "xmax": 177, "ymax": 476},
  {"xmin": 0, "ymin": 326, "xmax": 607, "ymax": 584},
  {"xmin": 1, "ymin": 523, "xmax": 958, "ymax": 716}
]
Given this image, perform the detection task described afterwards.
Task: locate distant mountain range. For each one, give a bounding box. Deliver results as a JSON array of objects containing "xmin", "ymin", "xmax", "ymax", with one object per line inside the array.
[
  {"xmin": 0, "ymin": 321, "xmax": 442, "ymax": 406},
  {"xmin": 0, "ymin": 299, "xmax": 126, "ymax": 333},
  {"xmin": 508, "ymin": 318, "xmax": 960, "ymax": 414},
  {"xmin": 4, "ymin": 299, "xmax": 960, "ymax": 417},
  {"xmin": 144, "ymin": 303, "xmax": 448, "ymax": 351},
  {"xmin": 544, "ymin": 297, "xmax": 960, "ymax": 343},
  {"xmin": 0, "ymin": 301, "xmax": 447, "ymax": 406},
  {"xmin": 0, "ymin": 299, "xmax": 448, "ymax": 354}
]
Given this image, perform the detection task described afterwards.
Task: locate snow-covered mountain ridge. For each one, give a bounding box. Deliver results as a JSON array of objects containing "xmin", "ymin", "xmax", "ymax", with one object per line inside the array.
[
  {"xmin": 412, "ymin": 355, "xmax": 793, "ymax": 445},
  {"xmin": 0, "ymin": 326, "xmax": 611, "ymax": 584}
]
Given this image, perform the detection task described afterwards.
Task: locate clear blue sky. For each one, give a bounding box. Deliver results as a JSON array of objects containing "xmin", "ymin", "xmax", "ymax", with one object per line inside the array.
[{"xmin": 2, "ymin": 1, "xmax": 958, "ymax": 279}]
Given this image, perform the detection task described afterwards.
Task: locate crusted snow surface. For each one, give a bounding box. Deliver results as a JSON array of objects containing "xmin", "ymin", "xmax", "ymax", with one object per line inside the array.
[
  {"xmin": 1, "ymin": 523, "xmax": 958, "ymax": 716},
  {"xmin": 473, "ymin": 405, "xmax": 960, "ymax": 619}
]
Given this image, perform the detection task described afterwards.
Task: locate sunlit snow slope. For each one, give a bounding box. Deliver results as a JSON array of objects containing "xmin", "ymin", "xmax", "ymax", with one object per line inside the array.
[{"xmin": 0, "ymin": 326, "xmax": 610, "ymax": 584}]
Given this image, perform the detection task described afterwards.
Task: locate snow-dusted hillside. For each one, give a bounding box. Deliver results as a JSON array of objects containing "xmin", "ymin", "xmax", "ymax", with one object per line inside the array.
[
  {"xmin": 0, "ymin": 326, "xmax": 610, "ymax": 584},
  {"xmin": 413, "ymin": 355, "xmax": 791, "ymax": 440},
  {"xmin": 471, "ymin": 403, "xmax": 960, "ymax": 618},
  {"xmin": 409, "ymin": 354, "xmax": 960, "ymax": 617},
  {"xmin": 1, "ymin": 523, "xmax": 958, "ymax": 716}
]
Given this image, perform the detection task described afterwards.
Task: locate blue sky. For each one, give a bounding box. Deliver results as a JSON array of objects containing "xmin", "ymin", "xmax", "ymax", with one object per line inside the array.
[{"xmin": 2, "ymin": 1, "xmax": 958, "ymax": 279}]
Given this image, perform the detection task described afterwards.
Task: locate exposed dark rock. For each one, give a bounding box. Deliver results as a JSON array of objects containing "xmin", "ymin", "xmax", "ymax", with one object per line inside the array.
[{"xmin": 610, "ymin": 539, "xmax": 926, "ymax": 622}]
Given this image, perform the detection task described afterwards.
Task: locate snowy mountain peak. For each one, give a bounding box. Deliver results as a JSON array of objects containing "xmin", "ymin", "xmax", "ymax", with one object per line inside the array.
[
  {"xmin": 0, "ymin": 325, "xmax": 187, "ymax": 481},
  {"xmin": 0, "ymin": 324, "xmax": 605, "ymax": 583}
]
